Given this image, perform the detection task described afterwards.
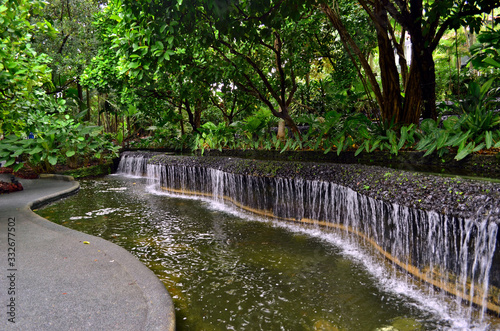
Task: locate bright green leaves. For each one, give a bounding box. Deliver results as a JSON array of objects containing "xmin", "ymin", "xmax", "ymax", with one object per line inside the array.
[
  {"xmin": 0, "ymin": 0, "xmax": 54, "ymax": 135},
  {"xmin": 0, "ymin": 95, "xmax": 119, "ymax": 172},
  {"xmin": 100, "ymin": 0, "xmax": 182, "ymax": 85},
  {"xmin": 413, "ymin": 77, "xmax": 500, "ymax": 161},
  {"xmin": 110, "ymin": 14, "xmax": 122, "ymax": 22},
  {"xmin": 470, "ymin": 26, "xmax": 500, "ymax": 70},
  {"xmin": 151, "ymin": 41, "xmax": 164, "ymax": 55}
]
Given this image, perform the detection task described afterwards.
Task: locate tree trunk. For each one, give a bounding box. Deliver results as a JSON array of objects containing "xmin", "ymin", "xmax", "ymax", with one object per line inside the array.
[
  {"xmin": 412, "ymin": 41, "xmax": 437, "ymax": 120},
  {"xmin": 122, "ymin": 115, "xmax": 126, "ymax": 148},
  {"xmin": 276, "ymin": 104, "xmax": 300, "ymax": 138},
  {"xmin": 106, "ymin": 112, "xmax": 111, "ymax": 132},
  {"xmin": 419, "ymin": 51, "xmax": 437, "ymax": 120},
  {"xmin": 77, "ymin": 80, "xmax": 84, "ymax": 114},
  {"xmin": 401, "ymin": 41, "xmax": 437, "ymax": 123},
  {"xmin": 194, "ymin": 99, "xmax": 203, "ymax": 129},
  {"xmin": 277, "ymin": 119, "xmax": 286, "ymax": 141},
  {"xmin": 127, "ymin": 115, "xmax": 131, "ymax": 138},
  {"xmin": 184, "ymin": 100, "xmax": 201, "ymax": 133},
  {"xmin": 402, "ymin": 58, "xmax": 423, "ymax": 124},
  {"xmin": 305, "ymin": 71, "xmax": 311, "ymax": 106},
  {"xmin": 320, "ymin": 1, "xmax": 384, "ymax": 115},
  {"xmin": 178, "ymin": 104, "xmax": 185, "ymax": 136},
  {"xmin": 86, "ymin": 88, "xmax": 91, "ymax": 122},
  {"xmin": 375, "ymin": 3, "xmax": 402, "ymax": 123},
  {"xmin": 97, "ymin": 94, "xmax": 101, "ymax": 126}
]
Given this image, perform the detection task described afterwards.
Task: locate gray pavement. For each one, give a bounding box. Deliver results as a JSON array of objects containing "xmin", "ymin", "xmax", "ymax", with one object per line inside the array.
[{"xmin": 0, "ymin": 174, "xmax": 175, "ymax": 330}]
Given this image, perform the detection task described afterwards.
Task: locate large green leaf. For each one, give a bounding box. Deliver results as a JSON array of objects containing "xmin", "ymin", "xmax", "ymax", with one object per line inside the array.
[
  {"xmin": 480, "ymin": 78, "xmax": 495, "ymax": 99},
  {"xmin": 29, "ymin": 146, "xmax": 43, "ymax": 155},
  {"xmin": 485, "ymin": 131, "xmax": 493, "ymax": 149},
  {"xmin": 48, "ymin": 155, "xmax": 58, "ymax": 165},
  {"xmin": 3, "ymin": 158, "xmax": 15, "ymax": 167},
  {"xmin": 455, "ymin": 142, "xmax": 474, "ymax": 161}
]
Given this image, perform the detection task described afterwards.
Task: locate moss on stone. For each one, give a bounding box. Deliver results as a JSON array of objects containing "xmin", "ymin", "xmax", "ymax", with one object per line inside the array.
[{"xmin": 59, "ymin": 162, "xmax": 115, "ymax": 178}]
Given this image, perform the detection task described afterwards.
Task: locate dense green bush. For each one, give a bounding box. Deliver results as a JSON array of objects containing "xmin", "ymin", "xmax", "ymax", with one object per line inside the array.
[
  {"xmin": 0, "ymin": 96, "xmax": 119, "ymax": 172},
  {"xmin": 184, "ymin": 76, "xmax": 500, "ymax": 161}
]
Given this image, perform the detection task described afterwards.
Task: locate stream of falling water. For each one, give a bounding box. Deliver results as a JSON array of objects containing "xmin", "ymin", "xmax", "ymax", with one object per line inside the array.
[{"xmin": 37, "ymin": 153, "xmax": 500, "ymax": 330}]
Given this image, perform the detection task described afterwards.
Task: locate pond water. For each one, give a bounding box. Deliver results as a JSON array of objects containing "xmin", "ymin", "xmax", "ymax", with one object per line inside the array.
[{"xmin": 36, "ymin": 175, "xmax": 495, "ymax": 330}]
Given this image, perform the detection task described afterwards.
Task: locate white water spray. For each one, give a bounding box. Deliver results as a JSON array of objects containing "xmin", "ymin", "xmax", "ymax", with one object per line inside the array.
[{"xmin": 117, "ymin": 154, "xmax": 500, "ymax": 329}]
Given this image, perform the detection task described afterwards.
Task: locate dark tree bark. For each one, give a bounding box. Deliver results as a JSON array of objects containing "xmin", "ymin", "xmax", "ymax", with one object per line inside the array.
[
  {"xmin": 86, "ymin": 88, "xmax": 91, "ymax": 122},
  {"xmin": 319, "ymin": 1, "xmax": 384, "ymax": 115},
  {"xmin": 414, "ymin": 48, "xmax": 437, "ymax": 120},
  {"xmin": 321, "ymin": 0, "xmax": 499, "ymax": 125},
  {"xmin": 178, "ymin": 102, "xmax": 185, "ymax": 135},
  {"xmin": 77, "ymin": 79, "xmax": 84, "ymax": 114},
  {"xmin": 373, "ymin": 2, "xmax": 403, "ymax": 123},
  {"xmin": 183, "ymin": 99, "xmax": 202, "ymax": 133}
]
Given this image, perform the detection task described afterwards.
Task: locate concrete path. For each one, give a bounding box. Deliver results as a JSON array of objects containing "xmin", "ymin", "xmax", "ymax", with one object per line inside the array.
[{"xmin": 0, "ymin": 174, "xmax": 175, "ymax": 330}]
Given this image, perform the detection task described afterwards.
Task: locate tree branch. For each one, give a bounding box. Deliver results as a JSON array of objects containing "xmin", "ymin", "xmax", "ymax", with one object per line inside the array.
[
  {"xmin": 214, "ymin": 39, "xmax": 282, "ymax": 108},
  {"xmin": 379, "ymin": 0, "xmax": 412, "ymax": 32},
  {"xmin": 233, "ymin": 0, "xmax": 286, "ymax": 22},
  {"xmin": 319, "ymin": 1, "xmax": 383, "ymax": 112},
  {"xmin": 58, "ymin": 34, "xmax": 71, "ymax": 54}
]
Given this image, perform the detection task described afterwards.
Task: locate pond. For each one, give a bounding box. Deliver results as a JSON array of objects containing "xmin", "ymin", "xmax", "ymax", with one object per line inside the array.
[{"xmin": 36, "ymin": 175, "xmax": 494, "ymax": 330}]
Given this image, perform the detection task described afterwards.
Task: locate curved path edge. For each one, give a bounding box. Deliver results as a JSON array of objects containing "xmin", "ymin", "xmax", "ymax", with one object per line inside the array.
[{"xmin": 0, "ymin": 174, "xmax": 175, "ymax": 330}]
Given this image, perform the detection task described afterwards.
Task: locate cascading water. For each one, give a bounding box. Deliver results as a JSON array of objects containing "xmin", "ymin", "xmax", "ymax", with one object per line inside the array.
[
  {"xmin": 115, "ymin": 151, "xmax": 151, "ymax": 177},
  {"xmin": 118, "ymin": 152, "xmax": 500, "ymax": 324}
]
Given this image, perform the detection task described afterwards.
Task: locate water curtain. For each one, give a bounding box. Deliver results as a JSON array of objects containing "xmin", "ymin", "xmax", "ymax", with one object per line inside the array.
[{"xmin": 118, "ymin": 151, "xmax": 500, "ymax": 317}]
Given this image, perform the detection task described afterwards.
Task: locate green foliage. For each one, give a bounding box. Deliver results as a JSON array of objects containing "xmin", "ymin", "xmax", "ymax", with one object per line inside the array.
[
  {"xmin": 233, "ymin": 108, "xmax": 272, "ymax": 139},
  {"xmin": 128, "ymin": 122, "xmax": 196, "ymax": 152},
  {"xmin": 414, "ymin": 79, "xmax": 500, "ymax": 160},
  {"xmin": 470, "ymin": 24, "xmax": 500, "ymax": 69},
  {"xmin": 0, "ymin": 0, "xmax": 55, "ymax": 134},
  {"xmin": 184, "ymin": 74, "xmax": 499, "ymax": 162},
  {"xmin": 355, "ymin": 122, "xmax": 417, "ymax": 157},
  {"xmin": 0, "ymin": 95, "xmax": 119, "ymax": 172},
  {"xmin": 5, "ymin": 0, "xmax": 495, "ymax": 165},
  {"xmin": 31, "ymin": 0, "xmax": 100, "ymax": 91},
  {"xmin": 196, "ymin": 122, "xmax": 237, "ymax": 154}
]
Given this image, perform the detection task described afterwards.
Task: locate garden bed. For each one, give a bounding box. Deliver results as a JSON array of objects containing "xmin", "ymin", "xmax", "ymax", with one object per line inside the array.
[
  {"xmin": 0, "ymin": 159, "xmax": 119, "ymax": 180},
  {"xmin": 0, "ymin": 177, "xmax": 23, "ymax": 194}
]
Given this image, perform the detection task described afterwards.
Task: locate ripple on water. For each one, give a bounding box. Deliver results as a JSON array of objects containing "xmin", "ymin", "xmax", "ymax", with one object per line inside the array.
[{"xmin": 36, "ymin": 176, "xmax": 499, "ymax": 331}]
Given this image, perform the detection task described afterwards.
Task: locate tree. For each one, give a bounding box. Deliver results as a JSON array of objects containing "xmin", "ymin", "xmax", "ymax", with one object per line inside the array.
[
  {"xmin": 210, "ymin": 84, "xmax": 254, "ymax": 125},
  {"xmin": 206, "ymin": 0, "xmax": 323, "ymax": 138},
  {"xmin": 0, "ymin": 0, "xmax": 53, "ymax": 136},
  {"xmin": 320, "ymin": 0, "xmax": 500, "ymax": 124},
  {"xmin": 0, "ymin": 0, "xmax": 119, "ymax": 172},
  {"xmin": 181, "ymin": 0, "xmax": 331, "ymax": 138},
  {"xmin": 86, "ymin": 0, "xmax": 216, "ymax": 134},
  {"xmin": 104, "ymin": 0, "xmax": 329, "ymax": 138},
  {"xmin": 31, "ymin": 0, "xmax": 102, "ymax": 114}
]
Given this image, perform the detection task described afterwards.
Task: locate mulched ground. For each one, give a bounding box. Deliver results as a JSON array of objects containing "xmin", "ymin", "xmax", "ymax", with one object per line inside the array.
[
  {"xmin": 0, "ymin": 178, "xmax": 23, "ymax": 194},
  {"xmin": 0, "ymin": 159, "xmax": 106, "ymax": 180},
  {"xmin": 0, "ymin": 164, "xmax": 39, "ymax": 179}
]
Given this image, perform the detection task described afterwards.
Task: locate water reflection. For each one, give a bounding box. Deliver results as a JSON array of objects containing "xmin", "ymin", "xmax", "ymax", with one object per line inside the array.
[{"xmin": 37, "ymin": 176, "xmax": 491, "ymax": 330}]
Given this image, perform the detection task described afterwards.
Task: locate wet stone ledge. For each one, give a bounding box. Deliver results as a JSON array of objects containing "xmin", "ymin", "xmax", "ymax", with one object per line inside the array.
[
  {"xmin": 149, "ymin": 153, "xmax": 500, "ymax": 222},
  {"xmin": 200, "ymin": 149, "xmax": 500, "ymax": 179}
]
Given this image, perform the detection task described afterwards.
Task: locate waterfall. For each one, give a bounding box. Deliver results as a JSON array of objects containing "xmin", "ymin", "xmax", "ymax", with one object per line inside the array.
[
  {"xmin": 116, "ymin": 151, "xmax": 152, "ymax": 177},
  {"xmin": 118, "ymin": 153, "xmax": 500, "ymax": 320}
]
